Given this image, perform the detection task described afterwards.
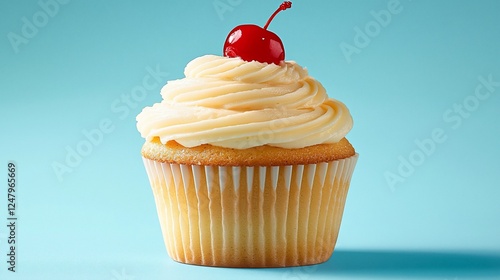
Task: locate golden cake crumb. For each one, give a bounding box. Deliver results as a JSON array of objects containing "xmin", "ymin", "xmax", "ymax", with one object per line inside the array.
[{"xmin": 141, "ymin": 137, "xmax": 355, "ymax": 166}]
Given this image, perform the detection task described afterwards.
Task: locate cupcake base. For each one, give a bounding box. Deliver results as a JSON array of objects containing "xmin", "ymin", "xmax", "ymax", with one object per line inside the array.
[{"xmin": 142, "ymin": 154, "xmax": 358, "ymax": 267}]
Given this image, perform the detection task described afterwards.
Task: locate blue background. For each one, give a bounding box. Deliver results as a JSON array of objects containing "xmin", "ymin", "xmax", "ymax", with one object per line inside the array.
[{"xmin": 1, "ymin": 0, "xmax": 500, "ymax": 279}]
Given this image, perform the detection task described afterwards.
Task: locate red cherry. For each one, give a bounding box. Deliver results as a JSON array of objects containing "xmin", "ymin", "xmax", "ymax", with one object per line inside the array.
[{"xmin": 223, "ymin": 1, "xmax": 292, "ymax": 65}]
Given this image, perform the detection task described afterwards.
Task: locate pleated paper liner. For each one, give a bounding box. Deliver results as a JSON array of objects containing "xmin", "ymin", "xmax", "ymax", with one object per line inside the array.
[{"xmin": 142, "ymin": 154, "xmax": 358, "ymax": 267}]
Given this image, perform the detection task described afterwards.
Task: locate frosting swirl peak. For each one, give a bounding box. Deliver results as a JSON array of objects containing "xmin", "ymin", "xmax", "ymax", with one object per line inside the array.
[{"xmin": 136, "ymin": 55, "xmax": 353, "ymax": 149}]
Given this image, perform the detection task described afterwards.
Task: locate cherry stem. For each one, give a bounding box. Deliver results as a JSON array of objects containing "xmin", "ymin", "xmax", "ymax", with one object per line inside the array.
[{"xmin": 263, "ymin": 1, "xmax": 292, "ymax": 30}]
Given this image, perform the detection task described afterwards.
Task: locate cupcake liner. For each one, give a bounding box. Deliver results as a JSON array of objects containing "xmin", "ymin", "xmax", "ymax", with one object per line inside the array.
[{"xmin": 142, "ymin": 154, "xmax": 358, "ymax": 267}]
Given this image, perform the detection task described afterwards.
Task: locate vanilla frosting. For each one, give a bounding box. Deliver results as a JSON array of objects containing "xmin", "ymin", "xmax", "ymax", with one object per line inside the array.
[{"xmin": 136, "ymin": 55, "xmax": 353, "ymax": 149}]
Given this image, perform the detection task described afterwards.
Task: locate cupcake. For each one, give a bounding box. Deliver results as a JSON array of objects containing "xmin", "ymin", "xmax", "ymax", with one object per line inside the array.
[{"xmin": 136, "ymin": 2, "xmax": 358, "ymax": 268}]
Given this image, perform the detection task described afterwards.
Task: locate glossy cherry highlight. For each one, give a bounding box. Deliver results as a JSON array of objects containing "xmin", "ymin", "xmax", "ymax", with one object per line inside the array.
[{"xmin": 223, "ymin": 1, "xmax": 292, "ymax": 65}]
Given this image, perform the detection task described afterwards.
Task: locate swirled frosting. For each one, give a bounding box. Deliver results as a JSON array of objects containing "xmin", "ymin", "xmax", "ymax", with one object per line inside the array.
[{"xmin": 136, "ymin": 55, "xmax": 353, "ymax": 149}]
